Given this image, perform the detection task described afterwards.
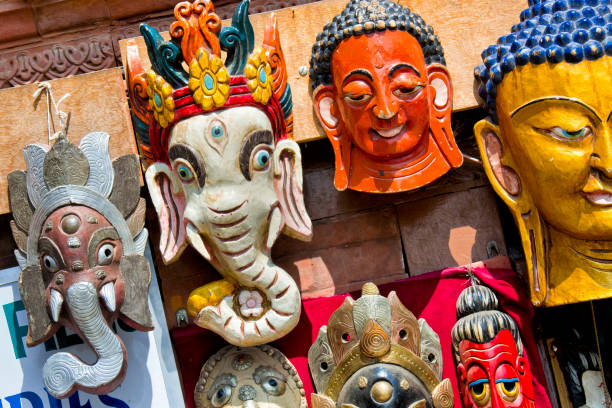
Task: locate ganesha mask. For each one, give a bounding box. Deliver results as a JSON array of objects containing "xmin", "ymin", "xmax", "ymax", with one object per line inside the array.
[
  {"xmin": 308, "ymin": 282, "xmax": 454, "ymax": 408},
  {"xmin": 309, "ymin": 0, "xmax": 463, "ymax": 193},
  {"xmin": 8, "ymin": 132, "xmax": 152, "ymax": 398},
  {"xmin": 194, "ymin": 345, "xmax": 307, "ymax": 408},
  {"xmin": 126, "ymin": 0, "xmax": 312, "ymax": 346}
]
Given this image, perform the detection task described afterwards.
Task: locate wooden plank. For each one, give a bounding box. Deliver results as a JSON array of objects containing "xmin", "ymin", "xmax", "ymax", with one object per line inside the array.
[
  {"xmin": 547, "ymin": 338, "xmax": 572, "ymax": 408},
  {"xmin": 302, "ymin": 159, "xmax": 489, "ymax": 221},
  {"xmin": 0, "ymin": 68, "xmax": 140, "ymax": 214},
  {"xmin": 119, "ymin": 0, "xmax": 526, "ymax": 143},
  {"xmin": 397, "ymin": 186, "xmax": 507, "ymax": 276},
  {"xmin": 273, "ymin": 206, "xmax": 406, "ymax": 299}
]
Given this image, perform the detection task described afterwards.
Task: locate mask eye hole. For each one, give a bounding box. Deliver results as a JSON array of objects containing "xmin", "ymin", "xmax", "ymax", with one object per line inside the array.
[
  {"xmin": 97, "ymin": 243, "xmax": 115, "ymax": 266},
  {"xmin": 251, "ymin": 146, "xmax": 272, "ymax": 172},
  {"xmin": 261, "ymin": 375, "xmax": 286, "ymax": 396},
  {"xmin": 210, "ymin": 385, "xmax": 232, "ymax": 407},
  {"xmin": 469, "ymin": 379, "xmax": 490, "ymax": 406},
  {"xmin": 496, "ymin": 378, "xmax": 520, "ymax": 401},
  {"xmin": 42, "ymin": 254, "xmax": 59, "ymax": 273},
  {"xmin": 173, "ymin": 160, "xmax": 195, "ymax": 183}
]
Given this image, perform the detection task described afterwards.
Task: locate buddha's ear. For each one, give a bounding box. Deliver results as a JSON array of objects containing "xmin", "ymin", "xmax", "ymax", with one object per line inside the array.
[
  {"xmin": 426, "ymin": 64, "xmax": 463, "ymax": 167},
  {"xmin": 426, "ymin": 64, "xmax": 452, "ymax": 119},
  {"xmin": 313, "ymin": 85, "xmax": 350, "ymax": 191},
  {"xmin": 474, "ymin": 119, "xmax": 522, "ymax": 207},
  {"xmin": 475, "ymin": 119, "xmax": 547, "ymax": 306},
  {"xmin": 313, "ymin": 85, "xmax": 339, "ymax": 133}
]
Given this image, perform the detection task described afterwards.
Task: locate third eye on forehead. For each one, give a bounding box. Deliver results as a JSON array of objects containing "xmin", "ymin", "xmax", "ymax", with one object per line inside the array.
[{"xmin": 168, "ymin": 143, "xmax": 206, "ymax": 187}]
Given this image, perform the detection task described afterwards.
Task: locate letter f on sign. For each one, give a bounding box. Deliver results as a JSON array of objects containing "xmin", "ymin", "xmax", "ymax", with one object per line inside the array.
[{"xmin": 3, "ymin": 301, "xmax": 28, "ymax": 359}]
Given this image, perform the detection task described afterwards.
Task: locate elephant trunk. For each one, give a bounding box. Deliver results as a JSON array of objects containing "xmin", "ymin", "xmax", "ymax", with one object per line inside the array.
[
  {"xmin": 196, "ymin": 261, "xmax": 301, "ymax": 346},
  {"xmin": 43, "ymin": 281, "xmax": 126, "ymax": 398}
]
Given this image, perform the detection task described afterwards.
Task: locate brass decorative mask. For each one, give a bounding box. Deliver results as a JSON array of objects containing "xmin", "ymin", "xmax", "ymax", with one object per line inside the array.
[
  {"xmin": 308, "ymin": 283, "xmax": 454, "ymax": 408},
  {"xmin": 194, "ymin": 345, "xmax": 307, "ymax": 408}
]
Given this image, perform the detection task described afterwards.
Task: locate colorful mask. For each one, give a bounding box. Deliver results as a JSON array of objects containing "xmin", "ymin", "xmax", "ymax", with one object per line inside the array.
[
  {"xmin": 194, "ymin": 345, "xmax": 307, "ymax": 408},
  {"xmin": 8, "ymin": 133, "xmax": 152, "ymax": 398},
  {"xmin": 126, "ymin": 0, "xmax": 312, "ymax": 346},
  {"xmin": 308, "ymin": 282, "xmax": 454, "ymax": 408},
  {"xmin": 451, "ymin": 285, "xmax": 535, "ymax": 408},
  {"xmin": 309, "ymin": 0, "xmax": 463, "ymax": 193},
  {"xmin": 473, "ymin": 0, "xmax": 612, "ymax": 306}
]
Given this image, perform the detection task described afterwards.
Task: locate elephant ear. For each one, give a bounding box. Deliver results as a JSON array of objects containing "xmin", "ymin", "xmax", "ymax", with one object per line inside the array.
[
  {"xmin": 273, "ymin": 139, "xmax": 312, "ymax": 241},
  {"xmin": 144, "ymin": 163, "xmax": 188, "ymax": 264},
  {"xmin": 19, "ymin": 265, "xmax": 54, "ymax": 346},
  {"xmin": 119, "ymin": 255, "xmax": 153, "ymax": 331}
]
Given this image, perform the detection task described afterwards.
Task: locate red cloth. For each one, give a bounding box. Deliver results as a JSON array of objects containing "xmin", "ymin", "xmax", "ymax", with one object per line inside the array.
[{"xmin": 170, "ymin": 265, "xmax": 552, "ymax": 408}]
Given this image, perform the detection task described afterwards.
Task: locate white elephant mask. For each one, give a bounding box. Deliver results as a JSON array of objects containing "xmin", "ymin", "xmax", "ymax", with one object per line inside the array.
[
  {"xmin": 126, "ymin": 0, "xmax": 312, "ymax": 346},
  {"xmin": 8, "ymin": 133, "xmax": 152, "ymax": 398}
]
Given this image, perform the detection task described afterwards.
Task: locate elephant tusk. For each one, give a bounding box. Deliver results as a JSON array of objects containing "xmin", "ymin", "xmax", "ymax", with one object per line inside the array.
[
  {"xmin": 186, "ymin": 223, "xmax": 212, "ymax": 261},
  {"xmin": 49, "ymin": 289, "xmax": 63, "ymax": 322},
  {"xmin": 266, "ymin": 206, "xmax": 283, "ymax": 250},
  {"xmin": 100, "ymin": 282, "xmax": 116, "ymax": 312}
]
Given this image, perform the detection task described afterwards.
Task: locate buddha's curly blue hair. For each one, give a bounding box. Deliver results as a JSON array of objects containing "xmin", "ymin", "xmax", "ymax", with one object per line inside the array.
[{"xmin": 475, "ymin": 0, "xmax": 612, "ymax": 123}]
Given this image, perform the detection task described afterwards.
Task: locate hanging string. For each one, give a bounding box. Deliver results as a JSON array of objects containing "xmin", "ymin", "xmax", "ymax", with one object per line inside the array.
[
  {"xmin": 32, "ymin": 82, "xmax": 71, "ymax": 144},
  {"xmin": 590, "ymin": 301, "xmax": 611, "ymax": 406},
  {"xmin": 466, "ymin": 263, "xmax": 481, "ymax": 287}
]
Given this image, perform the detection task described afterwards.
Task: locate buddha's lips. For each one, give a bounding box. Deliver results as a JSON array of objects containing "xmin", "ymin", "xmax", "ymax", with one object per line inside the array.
[
  {"xmin": 371, "ymin": 124, "xmax": 405, "ymax": 138},
  {"xmin": 584, "ymin": 191, "xmax": 612, "ymax": 206}
]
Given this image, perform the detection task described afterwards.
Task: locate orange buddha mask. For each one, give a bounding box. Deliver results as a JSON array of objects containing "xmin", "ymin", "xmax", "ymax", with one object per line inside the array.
[{"xmin": 310, "ymin": 0, "xmax": 463, "ymax": 193}]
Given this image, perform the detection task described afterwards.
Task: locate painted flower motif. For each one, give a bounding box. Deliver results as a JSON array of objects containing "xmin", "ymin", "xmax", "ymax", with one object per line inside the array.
[
  {"xmin": 245, "ymin": 47, "xmax": 273, "ymax": 104},
  {"xmin": 238, "ymin": 290, "xmax": 264, "ymax": 318},
  {"xmin": 188, "ymin": 48, "xmax": 230, "ymax": 111},
  {"xmin": 146, "ymin": 70, "xmax": 175, "ymax": 128}
]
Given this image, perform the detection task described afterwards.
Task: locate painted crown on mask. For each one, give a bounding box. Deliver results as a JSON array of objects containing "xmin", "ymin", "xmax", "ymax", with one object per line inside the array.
[
  {"xmin": 127, "ymin": 0, "xmax": 293, "ymax": 165},
  {"xmin": 475, "ymin": 0, "xmax": 612, "ymax": 122}
]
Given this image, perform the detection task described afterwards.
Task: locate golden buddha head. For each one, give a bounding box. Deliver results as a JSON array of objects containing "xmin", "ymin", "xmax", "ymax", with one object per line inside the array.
[{"xmin": 474, "ymin": 0, "xmax": 612, "ymax": 306}]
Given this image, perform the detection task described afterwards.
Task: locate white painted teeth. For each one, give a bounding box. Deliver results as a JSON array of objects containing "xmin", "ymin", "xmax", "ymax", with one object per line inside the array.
[
  {"xmin": 99, "ymin": 282, "xmax": 116, "ymax": 312},
  {"xmin": 587, "ymin": 192, "xmax": 612, "ymax": 206},
  {"xmin": 49, "ymin": 289, "xmax": 63, "ymax": 322},
  {"xmin": 375, "ymin": 125, "xmax": 404, "ymax": 138}
]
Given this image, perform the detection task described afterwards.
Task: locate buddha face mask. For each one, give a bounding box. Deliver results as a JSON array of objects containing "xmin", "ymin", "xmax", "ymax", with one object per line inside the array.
[
  {"xmin": 473, "ymin": 0, "xmax": 612, "ymax": 306},
  {"xmin": 309, "ymin": 283, "xmax": 454, "ymax": 408},
  {"xmin": 194, "ymin": 345, "xmax": 307, "ymax": 408},
  {"xmin": 310, "ymin": 0, "xmax": 463, "ymax": 193},
  {"xmin": 8, "ymin": 133, "xmax": 152, "ymax": 398},
  {"xmin": 126, "ymin": 0, "xmax": 312, "ymax": 346},
  {"xmin": 452, "ymin": 285, "xmax": 535, "ymax": 408}
]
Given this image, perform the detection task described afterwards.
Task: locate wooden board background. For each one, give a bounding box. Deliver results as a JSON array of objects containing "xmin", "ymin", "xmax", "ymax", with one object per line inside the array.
[
  {"xmin": 119, "ymin": 0, "xmax": 526, "ymax": 143},
  {"xmin": 0, "ymin": 68, "xmax": 139, "ymax": 214}
]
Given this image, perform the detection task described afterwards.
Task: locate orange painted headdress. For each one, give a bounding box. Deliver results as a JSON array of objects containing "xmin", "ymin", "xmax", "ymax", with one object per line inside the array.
[{"xmin": 126, "ymin": 0, "xmax": 293, "ymax": 165}]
